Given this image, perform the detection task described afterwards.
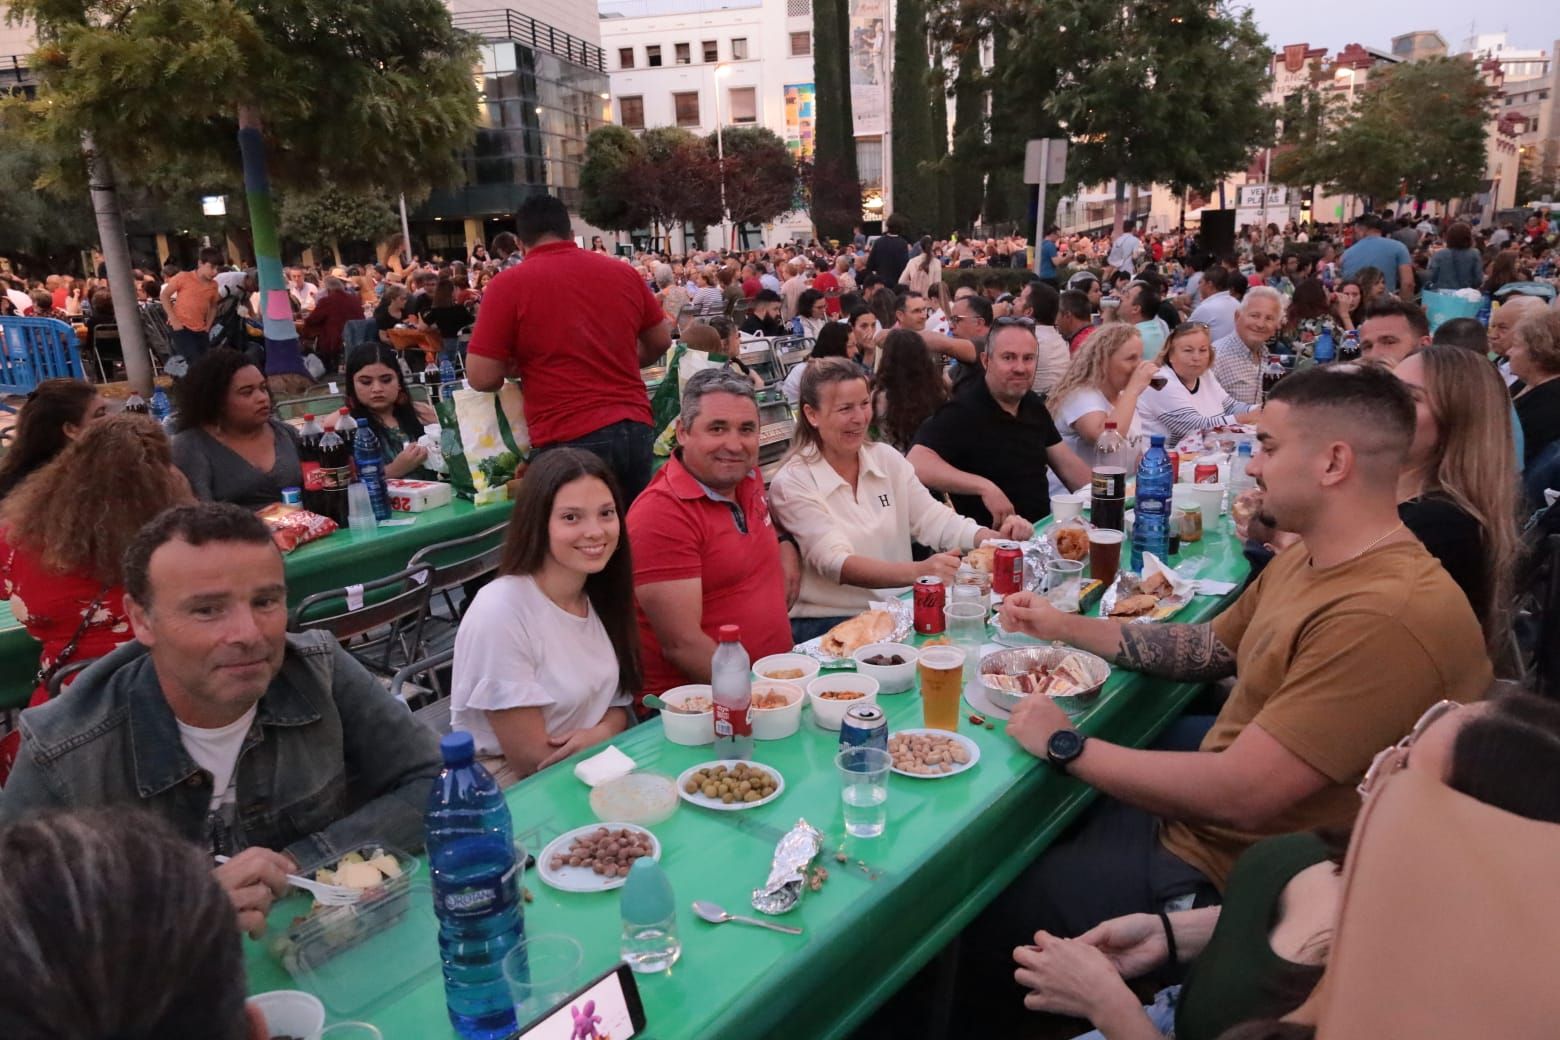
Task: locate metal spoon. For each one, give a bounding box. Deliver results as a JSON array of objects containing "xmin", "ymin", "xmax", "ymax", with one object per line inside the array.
[{"xmin": 692, "ymin": 900, "xmax": 803, "ymax": 935}]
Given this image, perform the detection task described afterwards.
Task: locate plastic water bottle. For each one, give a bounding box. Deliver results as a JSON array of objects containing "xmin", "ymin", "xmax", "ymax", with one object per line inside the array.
[
  {"xmin": 427, "ymin": 732, "xmax": 523, "ymax": 1040},
  {"xmin": 149, "ymin": 386, "xmax": 171, "ymax": 423},
  {"xmin": 352, "ymin": 422, "xmax": 393, "ymax": 520},
  {"xmin": 620, "ymin": 857, "xmax": 681, "ymax": 974},
  {"xmin": 1131, "ymin": 434, "xmax": 1174, "ymax": 572},
  {"xmin": 1340, "ymin": 330, "xmax": 1360, "ymax": 361},
  {"xmin": 711, "ymin": 624, "xmax": 753, "ymax": 760},
  {"xmin": 1314, "ymin": 326, "xmax": 1335, "ymax": 364},
  {"xmin": 440, "ymin": 357, "xmax": 461, "ymax": 402},
  {"xmin": 1230, "ymin": 443, "xmax": 1256, "ymax": 495}
]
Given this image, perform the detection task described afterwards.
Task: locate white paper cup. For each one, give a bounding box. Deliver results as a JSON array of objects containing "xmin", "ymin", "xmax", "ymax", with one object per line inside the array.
[
  {"xmin": 1052, "ymin": 492, "xmax": 1086, "ymax": 523},
  {"xmin": 248, "ymin": 990, "xmax": 325, "ymax": 1040},
  {"xmin": 1189, "ymin": 482, "xmax": 1226, "ymax": 517}
]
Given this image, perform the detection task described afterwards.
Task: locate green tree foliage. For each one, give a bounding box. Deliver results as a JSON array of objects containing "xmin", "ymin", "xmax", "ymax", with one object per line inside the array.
[
  {"xmin": 277, "ymin": 187, "xmax": 400, "ymax": 263},
  {"xmin": 1274, "ymin": 58, "xmax": 1493, "ymax": 204},
  {"xmin": 948, "ymin": 45, "xmax": 986, "ymax": 230},
  {"xmin": 809, "ymin": 0, "xmax": 863, "ymax": 241},
  {"xmin": 580, "ymin": 125, "xmax": 650, "ymax": 233},
  {"xmin": 712, "ymin": 125, "xmax": 802, "ymax": 229},
  {"xmin": 890, "ymin": 0, "xmax": 939, "ymax": 235},
  {"xmin": 0, "ymin": 138, "xmax": 98, "ymax": 259},
  {"xmin": 930, "ymin": 45, "xmax": 953, "ymax": 234}
]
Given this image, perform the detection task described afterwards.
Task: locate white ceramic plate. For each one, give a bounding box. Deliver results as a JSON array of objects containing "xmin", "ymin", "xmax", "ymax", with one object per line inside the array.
[
  {"xmin": 675, "ymin": 760, "xmax": 786, "ymax": 812},
  {"xmin": 886, "ymin": 728, "xmax": 982, "ymax": 778},
  {"xmin": 537, "ymin": 823, "xmax": 661, "ymax": 893}
]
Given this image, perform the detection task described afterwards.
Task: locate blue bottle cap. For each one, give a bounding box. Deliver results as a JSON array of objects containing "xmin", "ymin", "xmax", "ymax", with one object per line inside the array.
[
  {"xmin": 620, "ymin": 857, "xmax": 675, "ymax": 925},
  {"xmin": 439, "ymin": 731, "xmax": 476, "ymax": 766},
  {"xmin": 1149, "ymin": 434, "xmax": 1165, "ymax": 446}
]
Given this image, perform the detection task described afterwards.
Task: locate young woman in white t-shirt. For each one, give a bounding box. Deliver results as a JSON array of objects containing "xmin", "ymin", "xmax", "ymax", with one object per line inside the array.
[
  {"xmin": 451, "ymin": 448, "xmax": 640, "ymax": 784},
  {"xmin": 1137, "ymin": 323, "xmax": 1260, "ymax": 443},
  {"xmin": 1046, "ymin": 323, "xmax": 1160, "ymax": 470}
]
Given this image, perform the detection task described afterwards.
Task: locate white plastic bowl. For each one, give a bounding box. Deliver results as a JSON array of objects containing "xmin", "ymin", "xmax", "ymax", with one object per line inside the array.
[
  {"xmin": 248, "ymin": 990, "xmax": 325, "ymax": 1040},
  {"xmin": 752, "ymin": 652, "xmax": 822, "ymax": 686},
  {"xmin": 658, "ymin": 684, "xmax": 715, "ymax": 746},
  {"xmin": 851, "ymin": 641, "xmax": 920, "ymax": 694},
  {"xmin": 750, "ymin": 679, "xmax": 805, "ymax": 740},
  {"xmin": 805, "ymin": 674, "xmax": 881, "ymax": 730}
]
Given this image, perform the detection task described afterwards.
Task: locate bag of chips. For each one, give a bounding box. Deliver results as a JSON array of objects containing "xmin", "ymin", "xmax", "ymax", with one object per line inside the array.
[{"xmin": 257, "ymin": 503, "xmax": 338, "ymax": 553}]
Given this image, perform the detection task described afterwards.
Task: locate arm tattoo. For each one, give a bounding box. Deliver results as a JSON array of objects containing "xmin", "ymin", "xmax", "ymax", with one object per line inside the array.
[{"xmin": 1114, "ymin": 623, "xmax": 1237, "ymax": 682}]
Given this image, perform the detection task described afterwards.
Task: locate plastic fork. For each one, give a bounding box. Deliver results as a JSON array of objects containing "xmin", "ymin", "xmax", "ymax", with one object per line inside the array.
[{"xmin": 214, "ymin": 854, "xmax": 364, "ymax": 906}]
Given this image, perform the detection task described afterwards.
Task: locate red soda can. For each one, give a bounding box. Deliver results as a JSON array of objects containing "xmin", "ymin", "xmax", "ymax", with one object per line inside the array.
[
  {"xmin": 1166, "ymin": 450, "xmax": 1180, "ymax": 478},
  {"xmin": 992, "ymin": 543, "xmax": 1023, "ymax": 596},
  {"xmin": 1193, "ymin": 463, "xmax": 1219, "ymax": 484},
  {"xmin": 913, "ymin": 576, "xmax": 946, "ymax": 634}
]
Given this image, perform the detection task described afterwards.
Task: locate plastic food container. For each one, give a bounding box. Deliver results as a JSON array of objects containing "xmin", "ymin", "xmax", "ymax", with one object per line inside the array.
[
  {"xmin": 851, "ymin": 642, "xmax": 920, "ymax": 694},
  {"xmin": 589, "ymin": 771, "xmax": 679, "ymax": 824},
  {"xmin": 751, "ymin": 652, "xmax": 821, "ymax": 686},
  {"xmin": 750, "ymin": 679, "xmax": 804, "ymax": 740},
  {"xmin": 659, "ymin": 684, "xmax": 715, "ymax": 745},
  {"xmin": 806, "ymin": 674, "xmax": 880, "ymax": 730}
]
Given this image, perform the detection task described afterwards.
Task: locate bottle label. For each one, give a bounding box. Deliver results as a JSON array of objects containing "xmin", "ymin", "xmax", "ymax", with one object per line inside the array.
[
  {"xmin": 1091, "ymin": 471, "xmax": 1125, "ymax": 499},
  {"xmin": 1138, "ymin": 495, "xmax": 1169, "ymax": 515},
  {"xmin": 301, "ymin": 460, "xmax": 324, "ymax": 492},
  {"xmin": 435, "ymin": 860, "xmax": 519, "ymax": 919},
  {"xmin": 319, "ymin": 463, "xmax": 354, "ymax": 491},
  {"xmin": 713, "ymin": 702, "xmax": 752, "ymax": 739}
]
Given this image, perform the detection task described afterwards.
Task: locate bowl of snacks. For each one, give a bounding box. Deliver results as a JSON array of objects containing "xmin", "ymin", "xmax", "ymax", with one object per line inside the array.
[
  {"xmin": 805, "ymin": 673, "xmax": 881, "ymax": 730},
  {"xmin": 658, "ymin": 684, "xmax": 715, "ymax": 746},
  {"xmin": 588, "ymin": 771, "xmax": 680, "ymax": 825},
  {"xmin": 850, "ymin": 641, "xmax": 920, "ymax": 694},
  {"xmin": 752, "ymin": 652, "xmax": 821, "ymax": 686},
  {"xmin": 750, "ymin": 679, "xmax": 805, "ymax": 740},
  {"xmin": 269, "ymin": 844, "xmax": 416, "ymax": 974},
  {"xmin": 978, "ymin": 646, "xmax": 1110, "ymax": 714}
]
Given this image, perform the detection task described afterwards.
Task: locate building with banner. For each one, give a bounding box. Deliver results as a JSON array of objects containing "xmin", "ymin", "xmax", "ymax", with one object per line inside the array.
[{"xmin": 599, "ymin": 0, "xmax": 818, "ymax": 249}]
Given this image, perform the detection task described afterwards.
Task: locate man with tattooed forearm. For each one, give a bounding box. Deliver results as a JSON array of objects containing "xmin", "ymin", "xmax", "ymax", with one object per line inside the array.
[{"xmin": 958, "ymin": 364, "xmax": 1493, "ymax": 1027}]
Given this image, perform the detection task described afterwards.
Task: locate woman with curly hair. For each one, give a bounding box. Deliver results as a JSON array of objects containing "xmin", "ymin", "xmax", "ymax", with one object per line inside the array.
[
  {"xmin": 0, "ymin": 378, "xmax": 108, "ymax": 500},
  {"xmin": 1046, "ymin": 323, "xmax": 1158, "ymax": 470},
  {"xmin": 170, "ymin": 348, "xmax": 303, "ymax": 508},
  {"xmin": 872, "ymin": 328, "xmax": 948, "ymax": 453},
  {"xmin": 0, "ymin": 414, "xmax": 192, "ymax": 712}
]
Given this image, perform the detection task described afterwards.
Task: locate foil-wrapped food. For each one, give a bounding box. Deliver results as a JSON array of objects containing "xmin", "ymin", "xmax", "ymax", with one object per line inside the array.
[{"xmin": 751, "ymin": 819, "xmax": 824, "ymax": 915}]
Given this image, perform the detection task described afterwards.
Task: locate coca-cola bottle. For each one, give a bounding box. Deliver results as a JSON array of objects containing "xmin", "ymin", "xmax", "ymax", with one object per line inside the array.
[
  {"xmin": 317, "ymin": 420, "xmax": 352, "ymax": 526},
  {"xmin": 298, "ymin": 414, "xmax": 325, "ymax": 514}
]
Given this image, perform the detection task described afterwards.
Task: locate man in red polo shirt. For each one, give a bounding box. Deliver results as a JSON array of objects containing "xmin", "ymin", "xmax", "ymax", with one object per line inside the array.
[
  {"xmin": 628, "ymin": 369, "xmax": 800, "ymax": 708},
  {"xmin": 466, "ymin": 194, "xmax": 671, "ymax": 501}
]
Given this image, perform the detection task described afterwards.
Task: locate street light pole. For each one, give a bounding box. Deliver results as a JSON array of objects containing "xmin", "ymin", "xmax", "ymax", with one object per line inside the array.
[{"xmin": 714, "ymin": 63, "xmax": 731, "ymax": 252}]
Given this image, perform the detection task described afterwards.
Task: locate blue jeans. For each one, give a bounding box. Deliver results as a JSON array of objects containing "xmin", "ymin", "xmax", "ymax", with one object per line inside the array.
[
  {"xmin": 1070, "ymin": 985, "xmax": 1180, "ymax": 1039},
  {"xmin": 170, "ymin": 327, "xmax": 210, "ymax": 366},
  {"xmin": 535, "ymin": 419, "xmax": 655, "ymax": 504}
]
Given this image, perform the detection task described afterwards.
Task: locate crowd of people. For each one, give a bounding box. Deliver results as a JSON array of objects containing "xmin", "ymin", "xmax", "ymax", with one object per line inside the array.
[{"xmin": 0, "ymin": 191, "xmax": 1558, "ymax": 1037}]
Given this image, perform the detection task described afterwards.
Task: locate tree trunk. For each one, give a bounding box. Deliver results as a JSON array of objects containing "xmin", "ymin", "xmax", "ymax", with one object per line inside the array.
[
  {"xmin": 236, "ymin": 106, "xmax": 309, "ymax": 382},
  {"xmin": 82, "ymin": 132, "xmax": 154, "ymax": 394},
  {"xmin": 1113, "ymin": 177, "xmax": 1127, "ymax": 236}
]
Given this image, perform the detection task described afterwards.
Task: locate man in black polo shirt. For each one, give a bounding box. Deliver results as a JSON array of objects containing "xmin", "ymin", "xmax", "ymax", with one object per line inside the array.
[{"xmin": 908, "ymin": 319, "xmax": 1093, "ymax": 527}]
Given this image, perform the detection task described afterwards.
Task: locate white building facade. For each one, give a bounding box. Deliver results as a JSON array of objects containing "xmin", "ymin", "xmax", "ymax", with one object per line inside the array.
[{"xmin": 599, "ymin": 0, "xmax": 818, "ymax": 249}]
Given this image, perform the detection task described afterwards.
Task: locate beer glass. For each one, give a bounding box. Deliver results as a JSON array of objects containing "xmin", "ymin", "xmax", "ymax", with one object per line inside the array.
[
  {"xmin": 917, "ymin": 645, "xmax": 966, "ymax": 731},
  {"xmin": 1088, "ymin": 529, "xmax": 1124, "ymax": 587}
]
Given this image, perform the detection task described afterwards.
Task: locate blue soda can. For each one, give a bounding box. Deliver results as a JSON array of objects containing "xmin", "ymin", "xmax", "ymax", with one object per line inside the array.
[{"xmin": 839, "ymin": 704, "xmax": 888, "ymax": 753}]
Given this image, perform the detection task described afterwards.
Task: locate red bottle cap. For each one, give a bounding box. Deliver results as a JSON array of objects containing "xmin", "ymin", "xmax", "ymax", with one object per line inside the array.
[{"xmin": 718, "ymin": 624, "xmax": 741, "ymax": 641}]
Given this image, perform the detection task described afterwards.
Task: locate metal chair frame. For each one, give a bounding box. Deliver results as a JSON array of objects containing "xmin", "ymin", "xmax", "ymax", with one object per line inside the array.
[
  {"xmin": 407, "ymin": 521, "xmax": 508, "ymax": 628},
  {"xmin": 288, "ymin": 564, "xmax": 433, "ymax": 676}
]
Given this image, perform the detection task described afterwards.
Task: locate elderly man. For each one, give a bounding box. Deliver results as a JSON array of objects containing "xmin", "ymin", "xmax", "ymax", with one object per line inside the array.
[
  {"xmin": 1489, "ymin": 295, "xmax": 1548, "ymax": 388},
  {"xmin": 0, "ymin": 503, "xmax": 442, "ymax": 937},
  {"xmin": 628, "ymin": 370, "xmax": 800, "ymax": 706},
  {"xmin": 909, "ymin": 321, "xmax": 1091, "ymax": 529},
  {"xmin": 1358, "ymin": 297, "xmax": 1431, "ymax": 368},
  {"xmin": 1211, "ymin": 286, "xmax": 1283, "ymax": 407},
  {"xmin": 301, "ymin": 275, "xmax": 367, "ymax": 369}
]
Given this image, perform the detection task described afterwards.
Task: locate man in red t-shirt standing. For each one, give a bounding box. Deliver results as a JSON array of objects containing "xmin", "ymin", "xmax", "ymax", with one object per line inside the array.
[
  {"xmin": 467, "ymin": 195, "xmax": 671, "ymax": 501},
  {"xmin": 627, "ymin": 369, "xmax": 799, "ymax": 708}
]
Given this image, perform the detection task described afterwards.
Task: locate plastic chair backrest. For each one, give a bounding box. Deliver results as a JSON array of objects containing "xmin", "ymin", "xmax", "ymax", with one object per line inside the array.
[
  {"xmin": 288, "ymin": 564, "xmax": 433, "ymax": 644},
  {"xmin": 0, "ymin": 317, "xmax": 87, "ymax": 394}
]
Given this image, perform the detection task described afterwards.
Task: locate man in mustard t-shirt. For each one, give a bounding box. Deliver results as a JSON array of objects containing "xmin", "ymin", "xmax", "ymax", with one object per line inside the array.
[{"xmin": 964, "ymin": 363, "xmax": 1491, "ymax": 1021}]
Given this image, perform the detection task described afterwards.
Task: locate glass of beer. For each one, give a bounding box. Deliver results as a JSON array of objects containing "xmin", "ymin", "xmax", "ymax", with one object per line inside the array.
[
  {"xmin": 1088, "ymin": 528, "xmax": 1125, "ymax": 588},
  {"xmin": 918, "ymin": 646, "xmax": 966, "ymax": 732}
]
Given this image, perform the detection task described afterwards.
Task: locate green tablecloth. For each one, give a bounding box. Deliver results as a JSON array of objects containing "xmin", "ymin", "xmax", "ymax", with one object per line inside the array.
[
  {"xmin": 0, "ymin": 498, "xmax": 515, "ymax": 711},
  {"xmin": 246, "ymin": 521, "xmax": 1250, "ymax": 1040}
]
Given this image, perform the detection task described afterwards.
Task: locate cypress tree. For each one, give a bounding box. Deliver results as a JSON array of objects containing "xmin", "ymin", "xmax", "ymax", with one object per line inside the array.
[
  {"xmin": 930, "ymin": 44, "xmax": 953, "ymax": 235},
  {"xmin": 890, "ymin": 0, "xmax": 936, "ymax": 235},
  {"xmin": 950, "ymin": 44, "xmax": 985, "ymax": 231},
  {"xmin": 811, "ymin": 0, "xmax": 861, "ymax": 241}
]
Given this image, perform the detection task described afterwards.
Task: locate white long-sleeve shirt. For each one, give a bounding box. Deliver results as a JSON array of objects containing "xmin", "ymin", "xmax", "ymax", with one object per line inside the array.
[
  {"xmin": 1137, "ymin": 370, "xmax": 1243, "ymax": 443},
  {"xmin": 768, "ymin": 441, "xmax": 982, "ymax": 618}
]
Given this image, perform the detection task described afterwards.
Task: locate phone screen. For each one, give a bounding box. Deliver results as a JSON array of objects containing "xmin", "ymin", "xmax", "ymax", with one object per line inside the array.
[{"xmin": 517, "ymin": 962, "xmax": 646, "ymax": 1040}]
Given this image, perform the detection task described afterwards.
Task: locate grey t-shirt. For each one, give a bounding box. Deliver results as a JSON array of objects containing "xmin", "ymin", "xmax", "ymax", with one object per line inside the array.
[{"xmin": 172, "ymin": 419, "xmax": 303, "ymax": 509}]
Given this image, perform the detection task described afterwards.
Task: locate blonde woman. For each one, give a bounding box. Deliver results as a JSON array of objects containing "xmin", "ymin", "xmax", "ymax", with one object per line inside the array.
[
  {"xmin": 1393, "ymin": 346, "xmax": 1519, "ymax": 654},
  {"xmin": 1137, "ymin": 323, "xmax": 1260, "ymax": 443},
  {"xmin": 1046, "ymin": 323, "xmax": 1159, "ymax": 470},
  {"xmin": 768, "ymin": 357, "xmax": 1023, "ymax": 642}
]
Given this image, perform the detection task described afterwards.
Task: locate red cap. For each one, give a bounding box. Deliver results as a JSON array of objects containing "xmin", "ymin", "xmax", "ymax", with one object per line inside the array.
[
  {"xmin": 339, "ymin": 407, "xmax": 350, "ymax": 414},
  {"xmin": 302, "ymin": 413, "xmax": 314, "ymax": 420},
  {"xmin": 1104, "ymin": 420, "xmax": 1118, "ymax": 429},
  {"xmin": 718, "ymin": 624, "xmax": 741, "ymax": 641}
]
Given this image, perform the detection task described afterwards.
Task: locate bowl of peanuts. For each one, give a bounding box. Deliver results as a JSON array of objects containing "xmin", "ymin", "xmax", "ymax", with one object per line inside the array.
[
  {"xmin": 750, "ymin": 680, "xmax": 805, "ymax": 740},
  {"xmin": 805, "ymin": 674, "xmax": 881, "ymax": 730}
]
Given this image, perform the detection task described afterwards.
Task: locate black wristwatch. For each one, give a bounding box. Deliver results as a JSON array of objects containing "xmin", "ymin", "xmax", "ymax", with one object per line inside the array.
[{"xmin": 1046, "ymin": 729, "xmax": 1087, "ymax": 774}]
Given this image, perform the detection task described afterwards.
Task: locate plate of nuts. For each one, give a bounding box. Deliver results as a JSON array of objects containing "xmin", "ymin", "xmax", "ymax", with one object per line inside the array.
[
  {"xmin": 538, "ymin": 823, "xmax": 662, "ymax": 893},
  {"xmin": 887, "ymin": 729, "xmax": 980, "ymax": 778},
  {"xmin": 675, "ymin": 760, "xmax": 786, "ymax": 811}
]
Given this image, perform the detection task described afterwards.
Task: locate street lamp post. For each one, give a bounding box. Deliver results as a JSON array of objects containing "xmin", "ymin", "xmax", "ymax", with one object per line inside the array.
[{"xmin": 714, "ymin": 63, "xmax": 732, "ymax": 252}]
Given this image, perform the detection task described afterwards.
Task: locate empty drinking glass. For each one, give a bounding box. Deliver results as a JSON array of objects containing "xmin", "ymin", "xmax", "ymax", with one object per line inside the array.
[
  {"xmin": 504, "ymin": 934, "xmax": 584, "ymax": 1028},
  {"xmin": 944, "ymin": 601, "xmax": 988, "ymax": 687},
  {"xmin": 1044, "ymin": 559, "xmax": 1085, "ymax": 613}
]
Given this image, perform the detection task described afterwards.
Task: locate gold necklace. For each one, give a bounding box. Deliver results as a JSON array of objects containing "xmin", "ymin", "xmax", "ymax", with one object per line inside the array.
[{"xmin": 1343, "ymin": 522, "xmax": 1406, "ymax": 563}]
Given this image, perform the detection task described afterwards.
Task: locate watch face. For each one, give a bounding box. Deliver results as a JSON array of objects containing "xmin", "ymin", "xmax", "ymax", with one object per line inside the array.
[{"xmin": 1049, "ymin": 730, "xmax": 1084, "ymax": 762}]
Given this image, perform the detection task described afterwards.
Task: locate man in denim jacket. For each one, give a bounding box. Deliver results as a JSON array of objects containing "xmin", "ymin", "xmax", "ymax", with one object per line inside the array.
[{"xmin": 0, "ymin": 503, "xmax": 442, "ymax": 936}]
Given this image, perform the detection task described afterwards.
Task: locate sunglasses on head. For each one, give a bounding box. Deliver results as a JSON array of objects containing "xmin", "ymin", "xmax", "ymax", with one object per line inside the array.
[
  {"xmin": 992, "ymin": 316, "xmax": 1036, "ymax": 328},
  {"xmin": 1357, "ymin": 699, "xmax": 1461, "ymax": 798}
]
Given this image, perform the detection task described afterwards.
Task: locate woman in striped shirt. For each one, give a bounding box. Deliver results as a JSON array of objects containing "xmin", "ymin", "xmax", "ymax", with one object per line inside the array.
[
  {"xmin": 689, "ymin": 266, "xmax": 726, "ymax": 320},
  {"xmin": 1137, "ymin": 322, "xmax": 1261, "ymax": 444}
]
